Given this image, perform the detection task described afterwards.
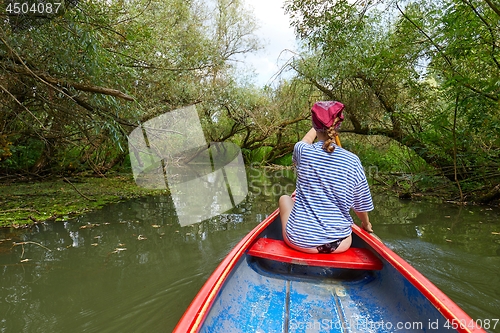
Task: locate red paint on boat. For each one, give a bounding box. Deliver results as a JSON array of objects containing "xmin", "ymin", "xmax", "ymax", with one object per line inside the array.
[
  {"xmin": 352, "ymin": 224, "xmax": 485, "ymax": 333},
  {"xmin": 247, "ymin": 237, "xmax": 383, "ymax": 270},
  {"xmin": 173, "ymin": 209, "xmax": 279, "ymax": 333},
  {"xmin": 174, "ymin": 210, "xmax": 486, "ymax": 333}
]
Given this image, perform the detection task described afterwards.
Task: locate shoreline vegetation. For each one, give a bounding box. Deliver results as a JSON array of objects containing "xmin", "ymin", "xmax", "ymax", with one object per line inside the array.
[
  {"xmin": 0, "ymin": 173, "xmax": 165, "ymax": 228},
  {"xmin": 1, "ymin": 165, "xmax": 497, "ymax": 229},
  {"xmin": 1, "ymin": 1, "xmax": 499, "ymax": 227}
]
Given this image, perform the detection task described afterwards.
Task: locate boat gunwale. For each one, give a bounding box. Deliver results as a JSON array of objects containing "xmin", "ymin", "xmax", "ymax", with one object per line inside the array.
[
  {"xmin": 172, "ymin": 208, "xmax": 280, "ymax": 333},
  {"xmin": 174, "ymin": 210, "xmax": 486, "ymax": 333},
  {"xmin": 352, "ymin": 223, "xmax": 486, "ymax": 333}
]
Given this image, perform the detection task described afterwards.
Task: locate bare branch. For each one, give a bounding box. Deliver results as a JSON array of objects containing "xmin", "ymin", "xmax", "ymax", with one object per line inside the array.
[
  {"xmin": 484, "ymin": 0, "xmax": 500, "ymax": 18},
  {"xmin": 0, "ymin": 84, "xmax": 46, "ymax": 129},
  {"xmin": 63, "ymin": 177, "xmax": 96, "ymax": 202},
  {"xmin": 10, "ymin": 64, "xmax": 135, "ymax": 101},
  {"xmin": 12, "ymin": 241, "xmax": 52, "ymax": 258}
]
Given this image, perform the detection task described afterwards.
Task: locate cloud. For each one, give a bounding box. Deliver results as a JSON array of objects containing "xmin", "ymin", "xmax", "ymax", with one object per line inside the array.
[{"xmin": 238, "ymin": 0, "xmax": 297, "ymax": 86}]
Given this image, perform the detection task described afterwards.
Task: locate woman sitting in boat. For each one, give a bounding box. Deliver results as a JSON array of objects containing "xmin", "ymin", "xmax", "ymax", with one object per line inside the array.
[{"xmin": 279, "ymin": 101, "xmax": 374, "ymax": 254}]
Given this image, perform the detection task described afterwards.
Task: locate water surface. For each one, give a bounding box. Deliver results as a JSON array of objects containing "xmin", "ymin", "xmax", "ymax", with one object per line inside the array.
[{"xmin": 1, "ymin": 170, "xmax": 499, "ymax": 332}]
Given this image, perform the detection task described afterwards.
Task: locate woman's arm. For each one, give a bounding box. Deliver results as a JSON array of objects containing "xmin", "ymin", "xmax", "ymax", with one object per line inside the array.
[{"xmin": 301, "ymin": 128, "xmax": 317, "ymax": 144}]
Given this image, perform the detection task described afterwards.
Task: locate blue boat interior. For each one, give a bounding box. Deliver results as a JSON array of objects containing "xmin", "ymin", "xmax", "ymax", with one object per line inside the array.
[{"xmin": 200, "ymin": 217, "xmax": 453, "ymax": 333}]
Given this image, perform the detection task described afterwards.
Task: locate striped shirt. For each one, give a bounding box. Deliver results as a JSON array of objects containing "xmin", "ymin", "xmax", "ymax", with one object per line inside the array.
[{"xmin": 285, "ymin": 141, "xmax": 374, "ymax": 248}]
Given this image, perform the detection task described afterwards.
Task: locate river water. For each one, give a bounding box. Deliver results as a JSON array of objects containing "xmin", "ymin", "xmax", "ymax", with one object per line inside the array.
[{"xmin": 1, "ymin": 169, "xmax": 499, "ymax": 332}]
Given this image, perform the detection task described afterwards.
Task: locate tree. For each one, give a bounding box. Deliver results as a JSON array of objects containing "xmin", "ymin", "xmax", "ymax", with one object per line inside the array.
[
  {"xmin": 0, "ymin": 0, "xmax": 261, "ymax": 175},
  {"xmin": 283, "ymin": 0, "xmax": 500, "ymax": 201}
]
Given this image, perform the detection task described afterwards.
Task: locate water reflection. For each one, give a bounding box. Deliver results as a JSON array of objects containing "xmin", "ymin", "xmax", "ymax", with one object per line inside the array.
[
  {"xmin": 0, "ymin": 169, "xmax": 499, "ymax": 332},
  {"xmin": 371, "ymin": 194, "xmax": 500, "ymax": 256}
]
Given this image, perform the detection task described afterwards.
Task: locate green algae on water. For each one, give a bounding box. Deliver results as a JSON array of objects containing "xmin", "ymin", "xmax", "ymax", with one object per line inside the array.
[{"xmin": 0, "ymin": 174, "xmax": 166, "ymax": 228}]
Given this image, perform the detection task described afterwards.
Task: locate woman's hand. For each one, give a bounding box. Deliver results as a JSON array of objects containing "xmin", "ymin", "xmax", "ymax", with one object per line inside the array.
[
  {"xmin": 361, "ymin": 220, "xmax": 373, "ymax": 233},
  {"xmin": 354, "ymin": 210, "xmax": 373, "ymax": 233}
]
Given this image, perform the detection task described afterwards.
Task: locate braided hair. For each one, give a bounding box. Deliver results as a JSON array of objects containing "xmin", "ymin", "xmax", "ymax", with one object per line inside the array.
[{"xmin": 321, "ymin": 118, "xmax": 340, "ymax": 153}]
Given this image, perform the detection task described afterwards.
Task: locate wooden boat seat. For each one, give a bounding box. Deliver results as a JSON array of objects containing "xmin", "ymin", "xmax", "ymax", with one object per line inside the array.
[{"xmin": 248, "ymin": 238, "xmax": 383, "ymax": 270}]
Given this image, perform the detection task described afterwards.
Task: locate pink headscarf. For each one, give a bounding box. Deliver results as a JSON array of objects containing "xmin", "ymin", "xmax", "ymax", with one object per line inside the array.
[{"xmin": 311, "ymin": 101, "xmax": 345, "ymax": 132}]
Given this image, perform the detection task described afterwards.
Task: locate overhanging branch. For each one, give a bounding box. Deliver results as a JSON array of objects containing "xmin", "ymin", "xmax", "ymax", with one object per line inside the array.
[{"xmin": 4, "ymin": 61, "xmax": 135, "ymax": 101}]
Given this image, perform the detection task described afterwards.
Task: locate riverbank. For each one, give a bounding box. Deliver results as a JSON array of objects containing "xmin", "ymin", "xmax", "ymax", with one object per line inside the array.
[
  {"xmin": 1, "ymin": 168, "xmax": 496, "ymax": 228},
  {"xmin": 0, "ymin": 174, "xmax": 165, "ymax": 228}
]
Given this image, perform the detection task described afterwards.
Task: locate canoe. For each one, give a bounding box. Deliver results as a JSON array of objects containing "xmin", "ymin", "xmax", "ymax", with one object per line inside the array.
[{"xmin": 174, "ymin": 207, "xmax": 486, "ymax": 333}]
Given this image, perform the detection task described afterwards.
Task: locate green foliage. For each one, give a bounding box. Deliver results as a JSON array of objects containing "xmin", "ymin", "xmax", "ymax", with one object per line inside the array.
[
  {"xmin": 1, "ymin": 0, "xmax": 260, "ymax": 175},
  {"xmin": 1, "ymin": 0, "xmax": 498, "ymax": 204},
  {"xmin": 243, "ymin": 146, "xmax": 273, "ymax": 164},
  {"xmin": 282, "ymin": 0, "xmax": 500, "ymax": 200},
  {"xmin": 0, "ymin": 134, "xmax": 12, "ymax": 162},
  {"xmin": 273, "ymin": 153, "xmax": 293, "ymax": 166},
  {"xmin": 0, "ymin": 137, "xmax": 43, "ymax": 171},
  {"xmin": 344, "ymin": 135, "xmax": 432, "ymax": 174}
]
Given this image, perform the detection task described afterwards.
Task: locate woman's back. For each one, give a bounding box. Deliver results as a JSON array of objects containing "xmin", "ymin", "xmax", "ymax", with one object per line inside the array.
[
  {"xmin": 279, "ymin": 100, "xmax": 374, "ymax": 254},
  {"xmin": 286, "ymin": 141, "xmax": 373, "ymax": 248}
]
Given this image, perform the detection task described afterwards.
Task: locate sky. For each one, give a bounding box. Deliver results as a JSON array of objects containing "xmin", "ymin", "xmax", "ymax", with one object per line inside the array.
[{"xmin": 239, "ymin": 0, "xmax": 298, "ymax": 87}]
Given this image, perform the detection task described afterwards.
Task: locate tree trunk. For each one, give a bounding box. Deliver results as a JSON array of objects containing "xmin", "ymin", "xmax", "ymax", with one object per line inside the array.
[{"xmin": 475, "ymin": 184, "xmax": 500, "ymax": 204}]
